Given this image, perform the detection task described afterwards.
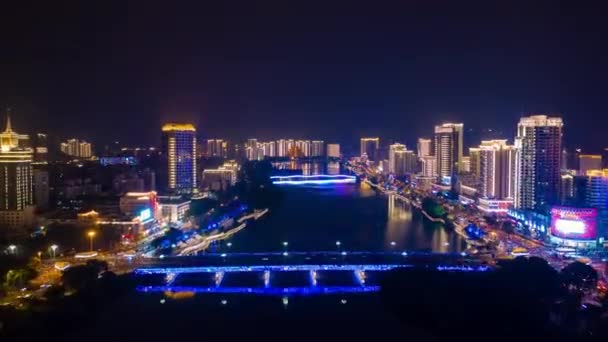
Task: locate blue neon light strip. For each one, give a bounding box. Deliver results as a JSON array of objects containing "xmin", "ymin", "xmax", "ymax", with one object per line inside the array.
[
  {"xmin": 135, "ymin": 264, "xmax": 490, "ymax": 275},
  {"xmin": 270, "ymin": 174, "xmax": 356, "ymax": 185},
  {"xmin": 270, "ymin": 174, "xmax": 355, "ymax": 179},
  {"xmin": 136, "ymin": 285, "xmax": 380, "ymax": 296}
]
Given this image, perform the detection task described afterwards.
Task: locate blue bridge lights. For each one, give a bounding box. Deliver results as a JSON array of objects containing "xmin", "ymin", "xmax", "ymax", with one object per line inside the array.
[{"xmin": 270, "ymin": 174, "xmax": 356, "ymax": 185}]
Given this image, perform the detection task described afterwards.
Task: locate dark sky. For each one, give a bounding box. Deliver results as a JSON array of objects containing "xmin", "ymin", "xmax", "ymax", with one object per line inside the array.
[{"xmin": 1, "ymin": 1, "xmax": 606, "ymax": 151}]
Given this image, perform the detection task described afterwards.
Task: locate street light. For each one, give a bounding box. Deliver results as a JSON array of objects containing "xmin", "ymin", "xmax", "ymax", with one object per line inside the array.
[
  {"xmin": 50, "ymin": 244, "xmax": 58, "ymax": 259},
  {"xmin": 8, "ymin": 245, "xmax": 17, "ymax": 254},
  {"xmin": 87, "ymin": 231, "xmax": 96, "ymax": 251}
]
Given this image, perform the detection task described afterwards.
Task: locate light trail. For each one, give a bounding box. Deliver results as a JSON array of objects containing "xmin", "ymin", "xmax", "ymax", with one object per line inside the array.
[{"xmin": 270, "ymin": 174, "xmax": 356, "ymax": 185}]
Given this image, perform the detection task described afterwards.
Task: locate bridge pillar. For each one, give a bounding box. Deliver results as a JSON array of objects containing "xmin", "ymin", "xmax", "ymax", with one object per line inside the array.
[
  {"xmin": 354, "ymin": 269, "xmax": 366, "ymax": 286},
  {"xmin": 263, "ymin": 271, "xmax": 271, "ymax": 288},
  {"xmin": 215, "ymin": 272, "xmax": 224, "ymax": 287},
  {"xmin": 309, "ymin": 270, "xmax": 317, "ymax": 286}
]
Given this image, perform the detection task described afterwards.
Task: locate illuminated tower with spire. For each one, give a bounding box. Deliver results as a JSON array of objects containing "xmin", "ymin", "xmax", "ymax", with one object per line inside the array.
[{"xmin": 0, "ymin": 111, "xmax": 34, "ymax": 230}]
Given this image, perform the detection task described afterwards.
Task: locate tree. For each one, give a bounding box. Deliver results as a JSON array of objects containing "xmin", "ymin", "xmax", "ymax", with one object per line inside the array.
[
  {"xmin": 560, "ymin": 261, "xmax": 598, "ymax": 295},
  {"xmin": 421, "ymin": 197, "xmax": 445, "ymax": 218}
]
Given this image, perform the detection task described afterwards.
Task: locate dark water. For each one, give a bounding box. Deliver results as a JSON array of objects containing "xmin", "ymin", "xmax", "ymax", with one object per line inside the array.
[{"xmin": 230, "ymin": 181, "xmax": 466, "ymax": 253}]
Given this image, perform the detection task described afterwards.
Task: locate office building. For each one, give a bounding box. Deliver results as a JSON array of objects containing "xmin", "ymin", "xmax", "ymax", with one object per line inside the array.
[
  {"xmin": 60, "ymin": 139, "xmax": 92, "ymax": 158},
  {"xmin": 478, "ymin": 140, "xmax": 517, "ymax": 200},
  {"xmin": 579, "ymin": 155, "xmax": 602, "ymax": 176},
  {"xmin": 514, "ymin": 115, "xmax": 563, "ymax": 212},
  {"xmin": 403, "ymin": 150, "xmax": 417, "ymax": 174},
  {"xmin": 33, "ymin": 169, "xmax": 49, "ymax": 211},
  {"xmin": 311, "ymin": 140, "xmax": 324, "ymax": 157},
  {"xmin": 326, "ymin": 144, "xmax": 340, "ymax": 158},
  {"xmin": 161, "ymin": 123, "xmax": 197, "ymax": 194},
  {"xmin": 158, "ymin": 196, "xmax": 191, "ymax": 223},
  {"xmin": 417, "ymin": 138, "xmax": 432, "ymax": 158},
  {"xmin": 0, "ymin": 117, "xmax": 34, "ymax": 229},
  {"xmin": 434, "ymin": 123, "xmax": 464, "ymax": 178},
  {"xmin": 421, "ymin": 156, "xmax": 437, "ymax": 178},
  {"xmin": 360, "ymin": 138, "xmax": 380, "ymax": 161}
]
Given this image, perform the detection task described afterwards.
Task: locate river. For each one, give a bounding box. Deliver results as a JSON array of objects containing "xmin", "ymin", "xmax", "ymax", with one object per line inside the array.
[{"xmin": 229, "ymin": 162, "xmax": 466, "ymax": 253}]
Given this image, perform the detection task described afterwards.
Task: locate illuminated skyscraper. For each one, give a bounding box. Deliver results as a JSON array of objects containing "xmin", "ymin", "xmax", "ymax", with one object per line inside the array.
[
  {"xmin": 162, "ymin": 123, "xmax": 197, "ymax": 194},
  {"xmin": 514, "ymin": 115, "xmax": 563, "ymax": 212},
  {"xmin": 434, "ymin": 123, "xmax": 463, "ymax": 178},
  {"xmin": 389, "ymin": 143, "xmax": 406, "ymax": 174},
  {"xmin": 33, "ymin": 133, "xmax": 48, "ymax": 164},
  {"xmin": 461, "ymin": 156, "xmax": 471, "ymax": 173},
  {"xmin": 360, "ymin": 138, "xmax": 379, "ymax": 161},
  {"xmin": 311, "ymin": 140, "xmax": 324, "ymax": 157},
  {"xmin": 421, "ymin": 156, "xmax": 437, "ymax": 178},
  {"xmin": 468, "ymin": 147, "xmax": 481, "ymax": 179},
  {"xmin": 296, "ymin": 140, "xmax": 311, "ymax": 157},
  {"xmin": 326, "ymin": 144, "xmax": 340, "ymax": 158},
  {"xmin": 417, "ymin": 138, "xmax": 432, "ymax": 158},
  {"xmin": 0, "ymin": 116, "xmax": 34, "ymax": 229},
  {"xmin": 478, "ymin": 140, "xmax": 517, "ymax": 200},
  {"xmin": 579, "ymin": 155, "xmax": 602, "ymax": 175}
]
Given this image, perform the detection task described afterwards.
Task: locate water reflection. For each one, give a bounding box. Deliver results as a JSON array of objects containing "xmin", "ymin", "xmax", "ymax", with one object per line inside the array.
[{"xmin": 272, "ymin": 161, "xmax": 340, "ymax": 176}]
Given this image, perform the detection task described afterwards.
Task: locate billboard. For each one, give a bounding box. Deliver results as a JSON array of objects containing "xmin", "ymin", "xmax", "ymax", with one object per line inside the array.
[{"xmin": 550, "ymin": 207, "xmax": 597, "ymax": 240}]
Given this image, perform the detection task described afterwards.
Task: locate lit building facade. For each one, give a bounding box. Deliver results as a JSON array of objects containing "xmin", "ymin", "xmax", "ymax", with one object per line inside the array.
[
  {"xmin": 434, "ymin": 123, "xmax": 464, "ymax": 178},
  {"xmin": 326, "ymin": 144, "xmax": 340, "ymax": 158},
  {"xmin": 0, "ymin": 117, "xmax": 34, "ymax": 229},
  {"xmin": 206, "ymin": 139, "xmax": 227, "ymax": 158},
  {"xmin": 478, "ymin": 140, "xmax": 517, "ymax": 200},
  {"xmin": 514, "ymin": 115, "xmax": 563, "ymax": 212},
  {"xmin": 388, "ymin": 143, "xmax": 406, "ymax": 174},
  {"xmin": 162, "ymin": 123, "xmax": 197, "ymax": 194},
  {"xmin": 360, "ymin": 138, "xmax": 380, "ymax": 161},
  {"xmin": 468, "ymin": 147, "xmax": 481, "ymax": 179},
  {"xmin": 33, "ymin": 169, "xmax": 49, "ymax": 211},
  {"xmin": 579, "ymin": 155, "xmax": 602, "ymax": 176},
  {"xmin": 421, "ymin": 155, "xmax": 437, "ymax": 178},
  {"xmin": 33, "ymin": 133, "xmax": 48, "ymax": 164},
  {"xmin": 311, "ymin": 140, "xmax": 324, "ymax": 157},
  {"xmin": 60, "ymin": 138, "xmax": 92, "ymax": 158},
  {"xmin": 417, "ymin": 138, "xmax": 432, "ymax": 158}
]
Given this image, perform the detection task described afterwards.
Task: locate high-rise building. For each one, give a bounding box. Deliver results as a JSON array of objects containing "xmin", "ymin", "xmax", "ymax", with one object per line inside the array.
[
  {"xmin": 327, "ymin": 144, "xmax": 340, "ymax": 158},
  {"xmin": 162, "ymin": 123, "xmax": 197, "ymax": 194},
  {"xmin": 434, "ymin": 123, "xmax": 464, "ymax": 178},
  {"xmin": 560, "ymin": 172, "xmax": 574, "ymax": 205},
  {"xmin": 296, "ymin": 140, "xmax": 311, "ymax": 157},
  {"xmin": 388, "ymin": 143, "xmax": 406, "ymax": 174},
  {"xmin": 478, "ymin": 140, "xmax": 517, "ymax": 200},
  {"xmin": 421, "ymin": 156, "xmax": 437, "ymax": 178},
  {"xmin": 60, "ymin": 138, "xmax": 92, "ymax": 158},
  {"xmin": 579, "ymin": 155, "xmax": 602, "ymax": 175},
  {"xmin": 311, "ymin": 140, "xmax": 324, "ymax": 157},
  {"xmin": 514, "ymin": 115, "xmax": 563, "ymax": 212},
  {"xmin": 33, "ymin": 169, "xmax": 49, "ymax": 211},
  {"xmin": 33, "ymin": 133, "xmax": 48, "ymax": 164},
  {"xmin": 277, "ymin": 139, "xmax": 287, "ymax": 157},
  {"xmin": 417, "ymin": 138, "xmax": 432, "ymax": 158},
  {"xmin": 469, "ymin": 147, "xmax": 481, "ymax": 178},
  {"xmin": 403, "ymin": 150, "xmax": 417, "ymax": 174},
  {"xmin": 206, "ymin": 139, "xmax": 227, "ymax": 158},
  {"xmin": 360, "ymin": 138, "xmax": 380, "ymax": 161},
  {"xmin": 585, "ymin": 169, "xmax": 608, "ymax": 238},
  {"xmin": 461, "ymin": 156, "xmax": 471, "ymax": 173},
  {"xmin": 0, "ymin": 117, "xmax": 34, "ymax": 229}
]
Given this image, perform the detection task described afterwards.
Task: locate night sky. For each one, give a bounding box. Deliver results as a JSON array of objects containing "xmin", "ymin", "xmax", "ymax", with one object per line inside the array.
[{"xmin": 1, "ymin": 1, "xmax": 606, "ymax": 151}]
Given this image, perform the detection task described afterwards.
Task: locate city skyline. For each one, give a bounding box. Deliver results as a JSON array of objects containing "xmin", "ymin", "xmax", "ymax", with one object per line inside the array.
[{"xmin": 1, "ymin": 2, "xmax": 607, "ymax": 150}]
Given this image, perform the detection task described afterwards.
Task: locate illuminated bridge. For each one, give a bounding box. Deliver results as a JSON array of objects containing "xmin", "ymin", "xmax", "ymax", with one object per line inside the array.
[
  {"xmin": 270, "ymin": 174, "xmax": 356, "ymax": 185},
  {"xmin": 134, "ymin": 251, "xmax": 491, "ymax": 296}
]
